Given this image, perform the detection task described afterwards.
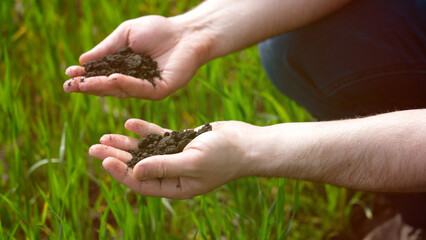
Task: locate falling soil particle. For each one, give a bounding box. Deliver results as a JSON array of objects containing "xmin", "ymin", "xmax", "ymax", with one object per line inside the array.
[
  {"xmin": 126, "ymin": 123, "xmax": 212, "ymax": 168},
  {"xmin": 83, "ymin": 46, "xmax": 161, "ymax": 86}
]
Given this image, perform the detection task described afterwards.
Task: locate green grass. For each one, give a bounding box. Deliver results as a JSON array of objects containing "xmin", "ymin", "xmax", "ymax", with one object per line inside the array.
[{"xmin": 0, "ymin": 0, "xmax": 373, "ymax": 239}]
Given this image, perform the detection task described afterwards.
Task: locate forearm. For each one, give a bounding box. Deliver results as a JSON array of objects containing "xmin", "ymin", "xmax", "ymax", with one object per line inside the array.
[
  {"xmin": 246, "ymin": 109, "xmax": 426, "ymax": 192},
  {"xmin": 171, "ymin": 0, "xmax": 352, "ymax": 63}
]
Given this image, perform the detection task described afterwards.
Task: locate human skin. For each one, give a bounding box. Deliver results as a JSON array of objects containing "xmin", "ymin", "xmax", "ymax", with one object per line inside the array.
[
  {"xmin": 64, "ymin": 0, "xmax": 352, "ymax": 99},
  {"xmin": 89, "ymin": 109, "xmax": 426, "ymax": 200},
  {"xmin": 67, "ymin": 1, "xmax": 425, "ymax": 199}
]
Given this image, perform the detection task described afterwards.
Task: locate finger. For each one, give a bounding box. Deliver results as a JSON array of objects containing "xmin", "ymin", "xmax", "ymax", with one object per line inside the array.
[
  {"xmin": 64, "ymin": 74, "xmax": 159, "ymax": 97},
  {"xmin": 76, "ymin": 76, "xmax": 125, "ymax": 96},
  {"xmin": 108, "ymin": 73, "xmax": 167, "ymax": 100},
  {"xmin": 89, "ymin": 144, "xmax": 132, "ymax": 163},
  {"xmin": 99, "ymin": 134, "xmax": 139, "ymax": 150},
  {"xmin": 133, "ymin": 149, "xmax": 200, "ymax": 180},
  {"xmin": 63, "ymin": 77, "xmax": 84, "ymax": 92},
  {"xmin": 102, "ymin": 157, "xmax": 185, "ymax": 199},
  {"xmin": 79, "ymin": 23, "xmax": 129, "ymax": 64},
  {"xmin": 124, "ymin": 119, "xmax": 168, "ymax": 137},
  {"xmin": 65, "ymin": 66, "xmax": 85, "ymax": 78}
]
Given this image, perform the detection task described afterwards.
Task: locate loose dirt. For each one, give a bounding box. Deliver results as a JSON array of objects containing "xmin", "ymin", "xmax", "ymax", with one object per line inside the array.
[
  {"xmin": 126, "ymin": 123, "xmax": 212, "ymax": 168},
  {"xmin": 83, "ymin": 46, "xmax": 161, "ymax": 86}
]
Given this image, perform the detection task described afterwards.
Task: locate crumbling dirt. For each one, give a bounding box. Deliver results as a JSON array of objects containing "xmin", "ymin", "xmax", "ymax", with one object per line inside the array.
[
  {"xmin": 83, "ymin": 46, "xmax": 161, "ymax": 86},
  {"xmin": 126, "ymin": 123, "xmax": 212, "ymax": 168}
]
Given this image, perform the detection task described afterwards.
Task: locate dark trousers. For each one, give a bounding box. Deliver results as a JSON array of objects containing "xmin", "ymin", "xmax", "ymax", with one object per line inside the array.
[{"xmin": 258, "ymin": 0, "xmax": 426, "ymax": 228}]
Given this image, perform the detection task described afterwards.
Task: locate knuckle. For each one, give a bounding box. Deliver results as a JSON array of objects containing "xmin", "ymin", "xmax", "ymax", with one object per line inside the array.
[{"xmin": 119, "ymin": 20, "xmax": 132, "ymax": 29}]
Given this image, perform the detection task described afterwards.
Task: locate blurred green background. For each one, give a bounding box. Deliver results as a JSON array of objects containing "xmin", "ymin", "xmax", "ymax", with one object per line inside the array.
[{"xmin": 0, "ymin": 0, "xmax": 373, "ymax": 239}]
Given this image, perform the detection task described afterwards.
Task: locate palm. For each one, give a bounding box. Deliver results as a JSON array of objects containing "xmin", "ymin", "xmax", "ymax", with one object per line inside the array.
[
  {"xmin": 126, "ymin": 16, "xmax": 201, "ymax": 96},
  {"xmin": 64, "ymin": 16, "xmax": 202, "ymax": 100},
  {"xmin": 89, "ymin": 120, "xmax": 254, "ymax": 199}
]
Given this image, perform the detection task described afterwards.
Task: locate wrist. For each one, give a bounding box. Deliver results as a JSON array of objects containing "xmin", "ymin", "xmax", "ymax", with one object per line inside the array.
[
  {"xmin": 169, "ymin": 13, "xmax": 217, "ymax": 66},
  {"xmin": 245, "ymin": 123, "xmax": 318, "ymax": 180},
  {"xmin": 242, "ymin": 125, "xmax": 282, "ymax": 178},
  {"xmin": 236, "ymin": 124, "xmax": 288, "ymax": 178}
]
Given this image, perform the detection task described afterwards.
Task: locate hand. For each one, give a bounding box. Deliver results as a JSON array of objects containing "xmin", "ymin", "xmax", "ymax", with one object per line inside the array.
[
  {"xmin": 64, "ymin": 15, "xmax": 211, "ymax": 100},
  {"xmin": 89, "ymin": 119, "xmax": 258, "ymax": 199}
]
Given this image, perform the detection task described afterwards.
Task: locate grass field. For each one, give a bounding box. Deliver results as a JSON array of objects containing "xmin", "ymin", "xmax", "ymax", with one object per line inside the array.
[{"xmin": 1, "ymin": 0, "xmax": 373, "ymax": 239}]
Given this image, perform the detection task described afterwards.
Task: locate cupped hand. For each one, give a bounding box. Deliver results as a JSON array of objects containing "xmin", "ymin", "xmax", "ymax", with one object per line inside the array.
[
  {"xmin": 64, "ymin": 15, "xmax": 211, "ymax": 100},
  {"xmin": 89, "ymin": 119, "xmax": 258, "ymax": 199}
]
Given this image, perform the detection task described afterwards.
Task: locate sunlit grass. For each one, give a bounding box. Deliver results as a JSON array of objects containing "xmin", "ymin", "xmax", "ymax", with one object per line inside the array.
[{"xmin": 0, "ymin": 0, "xmax": 373, "ymax": 239}]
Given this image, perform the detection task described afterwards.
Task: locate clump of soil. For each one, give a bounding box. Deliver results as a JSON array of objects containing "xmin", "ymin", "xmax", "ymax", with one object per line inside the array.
[
  {"xmin": 127, "ymin": 123, "xmax": 212, "ymax": 168},
  {"xmin": 83, "ymin": 46, "xmax": 161, "ymax": 86}
]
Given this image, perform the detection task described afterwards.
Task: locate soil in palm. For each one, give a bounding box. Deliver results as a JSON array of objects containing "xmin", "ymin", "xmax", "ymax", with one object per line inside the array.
[
  {"xmin": 127, "ymin": 123, "xmax": 212, "ymax": 168},
  {"xmin": 83, "ymin": 46, "xmax": 161, "ymax": 86}
]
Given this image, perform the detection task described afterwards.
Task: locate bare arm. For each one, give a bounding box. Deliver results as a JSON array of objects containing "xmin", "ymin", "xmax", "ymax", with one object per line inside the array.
[
  {"xmin": 65, "ymin": 0, "xmax": 353, "ymax": 99},
  {"xmin": 172, "ymin": 0, "xmax": 353, "ymax": 63},
  {"xmin": 247, "ymin": 109, "xmax": 426, "ymax": 192},
  {"xmin": 90, "ymin": 109, "xmax": 426, "ymax": 199}
]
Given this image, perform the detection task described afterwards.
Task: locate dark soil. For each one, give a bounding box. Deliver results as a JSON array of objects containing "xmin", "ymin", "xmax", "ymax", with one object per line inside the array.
[
  {"xmin": 126, "ymin": 123, "xmax": 212, "ymax": 168},
  {"xmin": 83, "ymin": 46, "xmax": 161, "ymax": 86}
]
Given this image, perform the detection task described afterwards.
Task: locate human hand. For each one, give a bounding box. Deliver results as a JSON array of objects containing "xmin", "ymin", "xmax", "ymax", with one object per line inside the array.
[
  {"xmin": 89, "ymin": 119, "xmax": 258, "ymax": 199},
  {"xmin": 64, "ymin": 15, "xmax": 211, "ymax": 100}
]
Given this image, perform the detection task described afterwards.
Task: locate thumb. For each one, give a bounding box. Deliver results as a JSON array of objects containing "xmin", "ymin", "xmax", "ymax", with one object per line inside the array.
[
  {"xmin": 79, "ymin": 21, "xmax": 130, "ymax": 64},
  {"xmin": 132, "ymin": 149, "xmax": 199, "ymax": 180}
]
